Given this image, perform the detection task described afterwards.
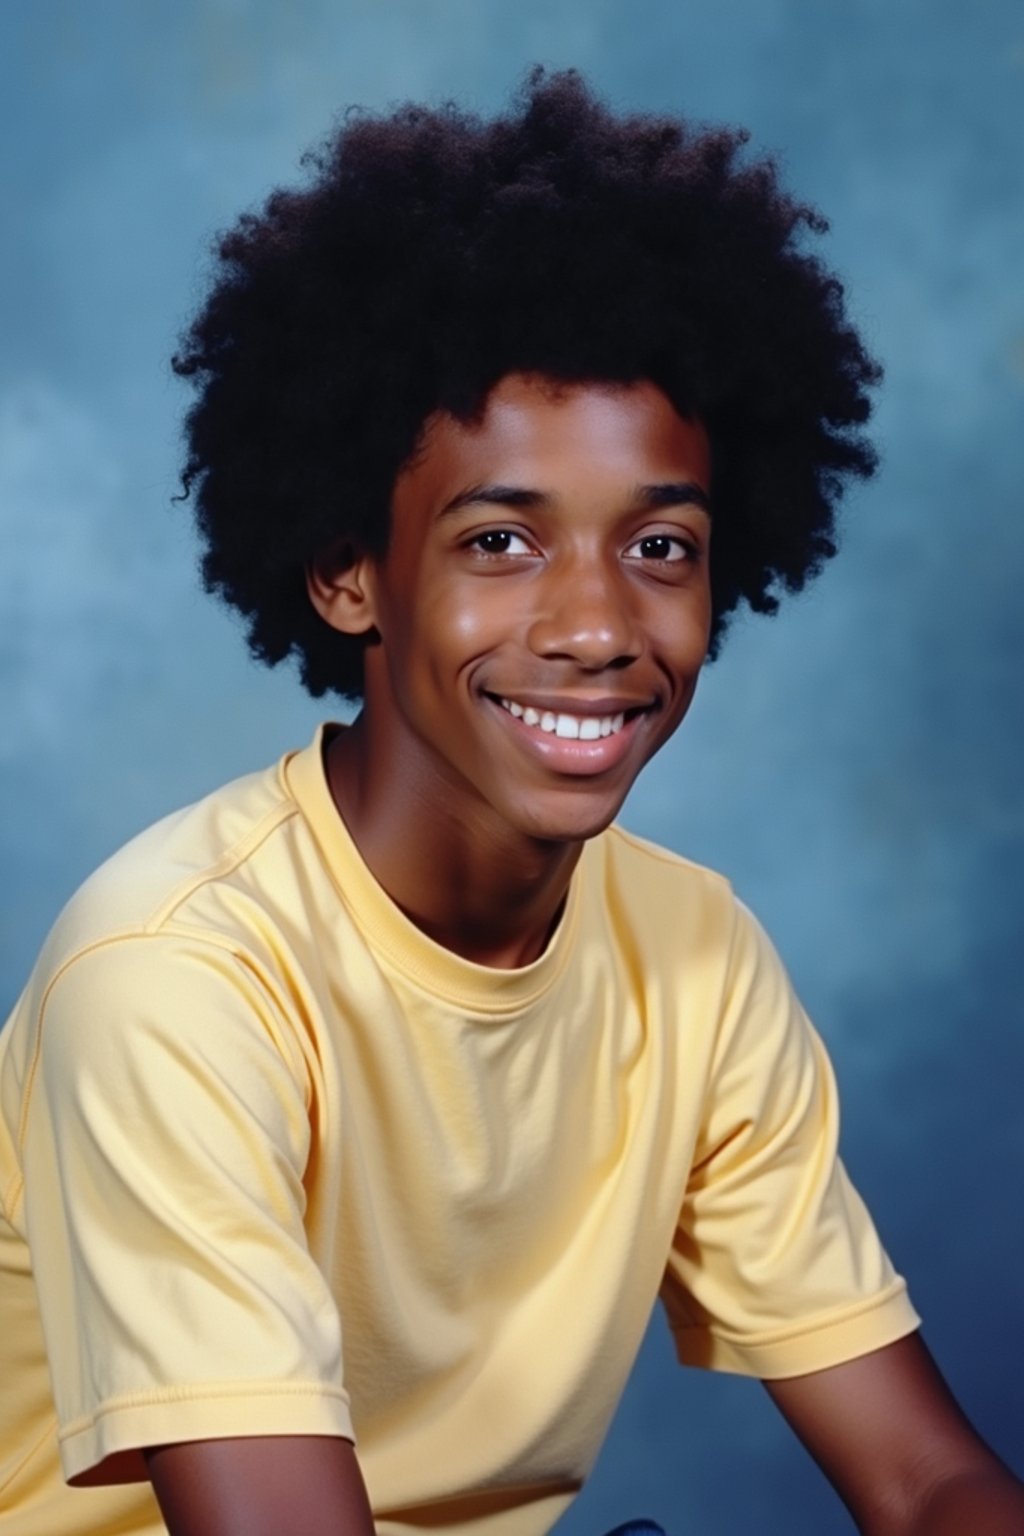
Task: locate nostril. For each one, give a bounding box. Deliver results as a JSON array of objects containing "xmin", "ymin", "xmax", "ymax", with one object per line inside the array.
[{"xmin": 526, "ymin": 603, "xmax": 644, "ymax": 668}]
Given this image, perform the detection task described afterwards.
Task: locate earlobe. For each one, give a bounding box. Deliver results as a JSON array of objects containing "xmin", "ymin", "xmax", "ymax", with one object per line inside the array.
[{"xmin": 306, "ymin": 543, "xmax": 379, "ymax": 636}]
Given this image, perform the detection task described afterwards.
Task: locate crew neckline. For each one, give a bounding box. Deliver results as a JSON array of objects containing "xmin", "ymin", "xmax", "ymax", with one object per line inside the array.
[{"xmin": 283, "ymin": 724, "xmax": 583, "ymax": 1014}]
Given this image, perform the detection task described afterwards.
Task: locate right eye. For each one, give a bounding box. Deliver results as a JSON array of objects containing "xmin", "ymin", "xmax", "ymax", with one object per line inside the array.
[{"xmin": 469, "ymin": 530, "xmax": 533, "ymax": 555}]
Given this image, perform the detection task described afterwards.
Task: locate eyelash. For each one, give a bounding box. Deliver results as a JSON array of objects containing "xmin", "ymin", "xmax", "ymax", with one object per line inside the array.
[
  {"xmin": 624, "ymin": 534, "xmax": 696, "ymax": 564},
  {"xmin": 465, "ymin": 529, "xmax": 700, "ymax": 568},
  {"xmin": 470, "ymin": 530, "xmax": 534, "ymax": 556}
]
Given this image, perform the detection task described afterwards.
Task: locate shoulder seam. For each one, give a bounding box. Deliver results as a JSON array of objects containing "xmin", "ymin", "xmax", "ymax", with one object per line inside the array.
[
  {"xmin": 8, "ymin": 929, "xmax": 271, "ymax": 1216},
  {"xmin": 143, "ymin": 800, "xmax": 299, "ymax": 933},
  {"xmin": 604, "ymin": 823, "xmax": 733, "ymax": 887},
  {"xmin": 6, "ymin": 798, "xmax": 300, "ymax": 1216}
]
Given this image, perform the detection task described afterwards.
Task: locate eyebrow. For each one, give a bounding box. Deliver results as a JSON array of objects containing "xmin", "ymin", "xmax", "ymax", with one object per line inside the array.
[
  {"xmin": 438, "ymin": 481, "xmax": 712, "ymax": 518},
  {"xmin": 635, "ymin": 482, "xmax": 712, "ymax": 515}
]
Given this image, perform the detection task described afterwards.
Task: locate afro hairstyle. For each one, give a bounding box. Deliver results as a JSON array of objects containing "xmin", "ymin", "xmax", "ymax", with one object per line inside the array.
[{"xmin": 173, "ymin": 68, "xmax": 881, "ymax": 700}]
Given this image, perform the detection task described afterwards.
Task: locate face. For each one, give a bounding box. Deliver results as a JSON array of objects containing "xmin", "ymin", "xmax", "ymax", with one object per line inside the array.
[{"xmin": 321, "ymin": 373, "xmax": 712, "ymax": 847}]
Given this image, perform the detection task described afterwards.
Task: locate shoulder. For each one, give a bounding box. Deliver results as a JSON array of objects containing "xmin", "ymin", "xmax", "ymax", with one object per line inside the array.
[
  {"xmin": 595, "ymin": 820, "xmax": 732, "ymax": 892},
  {"xmin": 586, "ymin": 821, "xmax": 748, "ymax": 947},
  {"xmin": 29, "ymin": 753, "xmax": 300, "ymax": 982},
  {"xmin": 2, "ymin": 746, "xmax": 317, "ymax": 1121},
  {"xmin": 2, "ymin": 751, "xmax": 321, "ymax": 1212},
  {"xmin": 582, "ymin": 824, "xmax": 804, "ymax": 1056}
]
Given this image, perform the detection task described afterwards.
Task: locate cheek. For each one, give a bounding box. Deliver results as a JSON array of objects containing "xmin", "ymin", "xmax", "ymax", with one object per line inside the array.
[
  {"xmin": 649, "ymin": 589, "xmax": 712, "ymax": 660},
  {"xmin": 426, "ymin": 580, "xmax": 517, "ymax": 654}
]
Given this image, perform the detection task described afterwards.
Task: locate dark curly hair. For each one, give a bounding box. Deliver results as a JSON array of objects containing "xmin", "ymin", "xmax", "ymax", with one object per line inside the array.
[{"xmin": 173, "ymin": 68, "xmax": 880, "ymax": 700}]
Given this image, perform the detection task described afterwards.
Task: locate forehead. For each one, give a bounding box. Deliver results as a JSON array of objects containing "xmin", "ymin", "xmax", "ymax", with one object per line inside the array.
[{"xmin": 395, "ymin": 373, "xmax": 711, "ymax": 512}]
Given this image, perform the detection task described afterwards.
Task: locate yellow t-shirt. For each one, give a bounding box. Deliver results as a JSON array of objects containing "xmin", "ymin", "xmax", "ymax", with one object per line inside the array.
[{"xmin": 0, "ymin": 727, "xmax": 919, "ymax": 1536}]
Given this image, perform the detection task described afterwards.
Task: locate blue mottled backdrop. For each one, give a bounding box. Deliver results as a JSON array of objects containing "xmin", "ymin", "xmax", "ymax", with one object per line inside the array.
[{"xmin": 2, "ymin": 2, "xmax": 1022, "ymax": 1531}]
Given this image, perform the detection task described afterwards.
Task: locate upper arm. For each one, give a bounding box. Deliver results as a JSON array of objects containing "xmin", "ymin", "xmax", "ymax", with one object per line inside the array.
[
  {"xmin": 145, "ymin": 1435, "xmax": 376, "ymax": 1536},
  {"xmin": 25, "ymin": 939, "xmax": 352, "ymax": 1482},
  {"xmin": 664, "ymin": 903, "xmax": 917, "ymax": 1379},
  {"xmin": 765, "ymin": 1333, "xmax": 1012, "ymax": 1532}
]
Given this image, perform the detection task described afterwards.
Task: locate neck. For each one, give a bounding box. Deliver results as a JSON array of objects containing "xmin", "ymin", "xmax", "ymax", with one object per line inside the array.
[{"xmin": 324, "ymin": 721, "xmax": 582, "ymax": 969}]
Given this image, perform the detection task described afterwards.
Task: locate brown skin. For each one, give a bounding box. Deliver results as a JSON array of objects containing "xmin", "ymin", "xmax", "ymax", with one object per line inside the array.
[
  {"xmin": 144, "ymin": 376, "xmax": 1024, "ymax": 1532},
  {"xmin": 144, "ymin": 1339, "xmax": 1023, "ymax": 1535},
  {"xmin": 311, "ymin": 373, "xmax": 714, "ymax": 966},
  {"xmin": 766, "ymin": 1337, "xmax": 1024, "ymax": 1533},
  {"xmin": 145, "ymin": 1438, "xmax": 375, "ymax": 1536}
]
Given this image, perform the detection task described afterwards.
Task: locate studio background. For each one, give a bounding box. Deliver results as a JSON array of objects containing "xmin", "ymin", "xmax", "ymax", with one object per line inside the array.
[{"xmin": 2, "ymin": 2, "xmax": 1022, "ymax": 1531}]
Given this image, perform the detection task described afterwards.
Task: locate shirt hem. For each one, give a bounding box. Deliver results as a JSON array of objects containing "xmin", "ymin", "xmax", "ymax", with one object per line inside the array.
[
  {"xmin": 60, "ymin": 1381, "xmax": 354, "ymax": 1485},
  {"xmin": 672, "ymin": 1280, "xmax": 921, "ymax": 1379}
]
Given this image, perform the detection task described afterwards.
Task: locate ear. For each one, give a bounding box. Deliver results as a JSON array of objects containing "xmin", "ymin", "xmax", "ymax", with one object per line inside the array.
[{"xmin": 306, "ymin": 542, "xmax": 380, "ymax": 636}]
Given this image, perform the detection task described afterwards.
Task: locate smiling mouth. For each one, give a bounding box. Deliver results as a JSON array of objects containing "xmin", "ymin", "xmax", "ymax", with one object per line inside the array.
[{"xmin": 495, "ymin": 697, "xmax": 647, "ymax": 740}]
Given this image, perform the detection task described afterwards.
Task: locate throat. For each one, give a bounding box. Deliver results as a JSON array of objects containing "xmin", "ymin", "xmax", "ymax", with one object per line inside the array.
[
  {"xmin": 377, "ymin": 818, "xmax": 578, "ymax": 968},
  {"xmin": 395, "ymin": 882, "xmax": 571, "ymax": 969},
  {"xmin": 323, "ymin": 723, "xmax": 580, "ymax": 969}
]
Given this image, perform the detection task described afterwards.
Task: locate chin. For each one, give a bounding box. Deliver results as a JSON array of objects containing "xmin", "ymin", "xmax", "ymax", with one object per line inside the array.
[{"xmin": 514, "ymin": 794, "xmax": 627, "ymax": 845}]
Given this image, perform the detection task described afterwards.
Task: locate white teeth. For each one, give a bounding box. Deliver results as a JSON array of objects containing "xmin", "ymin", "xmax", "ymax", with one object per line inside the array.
[{"xmin": 498, "ymin": 697, "xmax": 632, "ymax": 740}]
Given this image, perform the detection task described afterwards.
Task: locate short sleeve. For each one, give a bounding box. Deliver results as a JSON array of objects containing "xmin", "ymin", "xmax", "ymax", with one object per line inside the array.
[
  {"xmin": 661, "ymin": 902, "xmax": 920, "ymax": 1379},
  {"xmin": 20, "ymin": 935, "xmax": 354, "ymax": 1484}
]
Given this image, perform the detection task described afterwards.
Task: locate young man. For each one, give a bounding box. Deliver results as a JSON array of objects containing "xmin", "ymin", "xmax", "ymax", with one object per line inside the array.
[{"xmin": 1, "ymin": 71, "xmax": 1021, "ymax": 1536}]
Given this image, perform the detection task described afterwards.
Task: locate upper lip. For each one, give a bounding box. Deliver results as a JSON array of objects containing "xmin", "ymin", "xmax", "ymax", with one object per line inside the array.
[{"xmin": 486, "ymin": 692, "xmax": 656, "ymax": 716}]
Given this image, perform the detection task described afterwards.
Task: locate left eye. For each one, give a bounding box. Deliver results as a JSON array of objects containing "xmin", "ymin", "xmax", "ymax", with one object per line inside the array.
[
  {"xmin": 471, "ymin": 530, "xmax": 533, "ymax": 555},
  {"xmin": 627, "ymin": 534, "xmax": 691, "ymax": 562}
]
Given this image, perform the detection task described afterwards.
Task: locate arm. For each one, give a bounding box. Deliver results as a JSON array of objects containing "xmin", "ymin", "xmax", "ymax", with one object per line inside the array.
[
  {"xmin": 26, "ymin": 942, "xmax": 359, "ymax": 1486},
  {"xmin": 765, "ymin": 1333, "xmax": 1024, "ymax": 1534},
  {"xmin": 145, "ymin": 1435, "xmax": 377, "ymax": 1536}
]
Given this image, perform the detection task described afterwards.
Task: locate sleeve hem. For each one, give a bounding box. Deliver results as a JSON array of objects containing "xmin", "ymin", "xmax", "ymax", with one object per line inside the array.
[
  {"xmin": 60, "ymin": 1382, "xmax": 354, "ymax": 1486},
  {"xmin": 671, "ymin": 1279, "xmax": 922, "ymax": 1379}
]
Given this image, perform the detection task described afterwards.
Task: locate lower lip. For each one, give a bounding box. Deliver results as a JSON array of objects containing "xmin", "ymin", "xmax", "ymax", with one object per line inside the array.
[{"xmin": 486, "ymin": 698, "xmax": 649, "ymax": 775}]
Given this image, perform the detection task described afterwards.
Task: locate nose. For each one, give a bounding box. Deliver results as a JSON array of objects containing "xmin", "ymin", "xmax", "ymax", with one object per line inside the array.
[{"xmin": 526, "ymin": 558, "xmax": 643, "ymax": 670}]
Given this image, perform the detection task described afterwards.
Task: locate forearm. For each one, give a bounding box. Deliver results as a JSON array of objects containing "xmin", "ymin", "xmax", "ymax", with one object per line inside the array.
[
  {"xmin": 892, "ymin": 1462, "xmax": 1024, "ymax": 1536},
  {"xmin": 766, "ymin": 1338, "xmax": 1024, "ymax": 1536}
]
